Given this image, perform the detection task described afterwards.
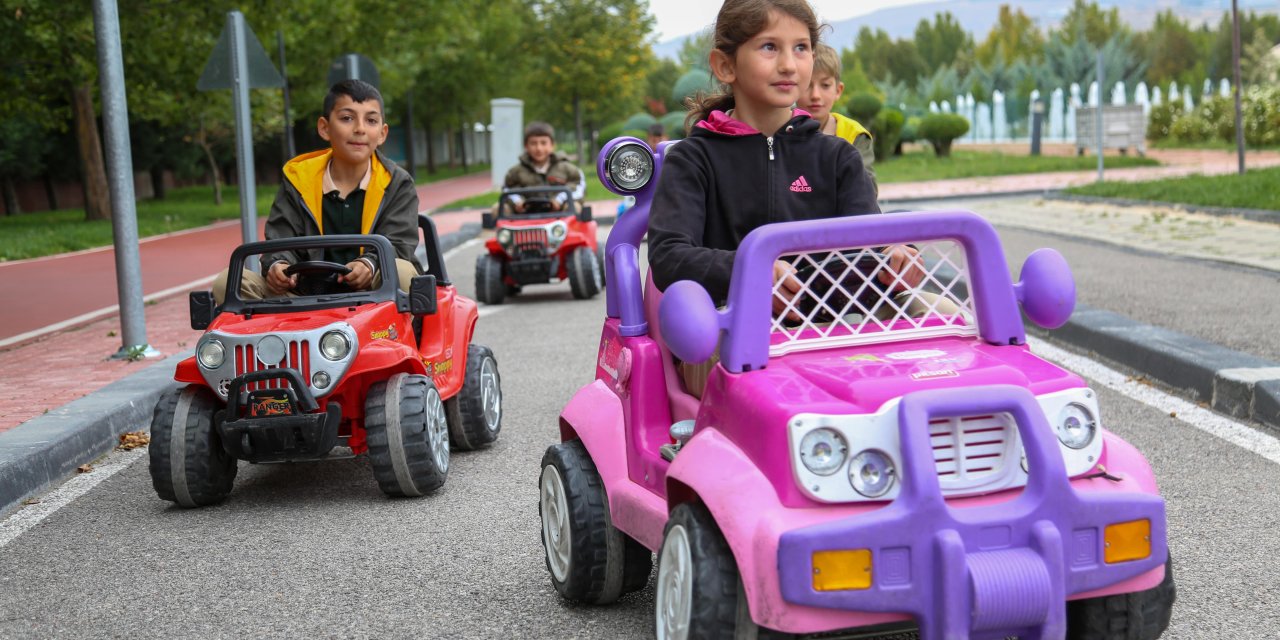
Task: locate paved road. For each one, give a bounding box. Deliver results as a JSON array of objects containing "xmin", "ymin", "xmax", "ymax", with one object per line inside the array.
[{"xmin": 2, "ymin": 224, "xmax": 1279, "ymax": 638}]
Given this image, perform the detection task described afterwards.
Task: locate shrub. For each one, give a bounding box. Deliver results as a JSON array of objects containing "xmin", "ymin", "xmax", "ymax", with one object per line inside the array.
[
  {"xmin": 598, "ymin": 121, "xmax": 627, "ymax": 144},
  {"xmin": 622, "ymin": 112, "xmax": 658, "ymax": 132},
  {"xmin": 918, "ymin": 113, "xmax": 970, "ymax": 157},
  {"xmin": 1146, "ymin": 102, "xmax": 1184, "ymax": 142},
  {"xmin": 846, "ymin": 92, "xmax": 882, "ymax": 125},
  {"xmin": 659, "ymin": 111, "xmax": 687, "ymax": 140},
  {"xmin": 871, "ymin": 108, "xmax": 904, "ymax": 161},
  {"xmin": 1242, "ymin": 86, "xmax": 1280, "ymax": 147},
  {"xmin": 900, "ymin": 117, "xmax": 921, "ymax": 144},
  {"xmin": 672, "ymin": 69, "xmax": 716, "ymax": 106},
  {"xmin": 1170, "ymin": 113, "xmax": 1213, "ymax": 143}
]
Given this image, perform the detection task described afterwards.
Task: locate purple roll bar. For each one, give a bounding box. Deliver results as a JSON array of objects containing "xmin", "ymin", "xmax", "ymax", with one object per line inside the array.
[
  {"xmin": 714, "ymin": 211, "xmax": 1027, "ymax": 372},
  {"xmin": 598, "ymin": 137, "xmax": 669, "ymax": 337}
]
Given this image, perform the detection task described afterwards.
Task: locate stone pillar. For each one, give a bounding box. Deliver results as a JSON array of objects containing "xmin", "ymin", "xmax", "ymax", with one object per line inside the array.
[{"xmin": 489, "ymin": 98, "xmax": 523, "ymax": 190}]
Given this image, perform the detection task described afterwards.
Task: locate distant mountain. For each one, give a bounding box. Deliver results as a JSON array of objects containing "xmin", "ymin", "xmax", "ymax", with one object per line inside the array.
[{"xmin": 653, "ymin": 0, "xmax": 1280, "ymax": 58}]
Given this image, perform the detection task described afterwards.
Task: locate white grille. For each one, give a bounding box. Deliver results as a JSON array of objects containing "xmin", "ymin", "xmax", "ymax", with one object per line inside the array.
[
  {"xmin": 929, "ymin": 413, "xmax": 1012, "ymax": 486},
  {"xmin": 233, "ymin": 340, "xmax": 311, "ymax": 393},
  {"xmin": 769, "ymin": 242, "xmax": 976, "ymax": 356}
]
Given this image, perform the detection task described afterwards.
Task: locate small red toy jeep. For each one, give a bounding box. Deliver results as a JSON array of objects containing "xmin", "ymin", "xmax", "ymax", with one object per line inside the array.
[
  {"xmin": 475, "ymin": 186, "xmax": 603, "ymax": 304},
  {"xmin": 149, "ymin": 216, "xmax": 502, "ymax": 507}
]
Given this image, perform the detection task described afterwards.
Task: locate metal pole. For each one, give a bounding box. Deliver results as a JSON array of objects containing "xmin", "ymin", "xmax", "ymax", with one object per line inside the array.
[
  {"xmin": 1232, "ymin": 0, "xmax": 1246, "ymax": 175},
  {"xmin": 1096, "ymin": 50, "xmax": 1105, "ymax": 182},
  {"xmin": 229, "ymin": 11, "xmax": 258, "ymax": 272},
  {"xmin": 347, "ymin": 53, "xmax": 360, "ymax": 81},
  {"xmin": 92, "ymin": 0, "xmax": 157, "ymax": 359},
  {"xmin": 277, "ymin": 30, "xmax": 296, "ymax": 160}
]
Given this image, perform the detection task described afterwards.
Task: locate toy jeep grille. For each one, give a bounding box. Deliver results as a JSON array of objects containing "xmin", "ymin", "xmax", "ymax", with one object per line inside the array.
[
  {"xmin": 769, "ymin": 242, "xmax": 976, "ymax": 356},
  {"xmin": 233, "ymin": 341, "xmax": 311, "ymax": 393},
  {"xmin": 929, "ymin": 413, "xmax": 1014, "ymax": 488},
  {"xmin": 512, "ymin": 228, "xmax": 549, "ymax": 252}
]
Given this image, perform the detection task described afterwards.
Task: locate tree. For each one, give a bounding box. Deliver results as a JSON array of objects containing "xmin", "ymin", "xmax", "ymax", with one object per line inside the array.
[
  {"xmin": 678, "ymin": 28, "xmax": 713, "ymax": 72},
  {"xmin": 1139, "ymin": 10, "xmax": 1205, "ymax": 87},
  {"xmin": 853, "ymin": 27, "xmax": 927, "ymax": 89},
  {"xmin": 526, "ymin": 0, "xmax": 656, "ymax": 159},
  {"xmin": 1055, "ymin": 0, "xmax": 1128, "ymax": 48},
  {"xmin": 1, "ymin": 0, "xmax": 111, "ymax": 221},
  {"xmin": 914, "ymin": 12, "xmax": 973, "ymax": 76},
  {"xmin": 975, "ymin": 5, "xmax": 1045, "ymax": 67},
  {"xmin": 644, "ymin": 58, "xmax": 684, "ymax": 114},
  {"xmin": 1244, "ymin": 27, "xmax": 1280, "ymax": 86}
]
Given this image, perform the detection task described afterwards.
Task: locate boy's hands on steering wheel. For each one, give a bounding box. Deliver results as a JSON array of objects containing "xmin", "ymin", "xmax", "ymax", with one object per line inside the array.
[
  {"xmin": 880, "ymin": 244, "xmax": 925, "ymax": 291},
  {"xmin": 266, "ymin": 261, "xmax": 297, "ymax": 294},
  {"xmin": 339, "ymin": 259, "xmax": 374, "ymax": 290},
  {"xmin": 772, "ymin": 260, "xmax": 804, "ymax": 323}
]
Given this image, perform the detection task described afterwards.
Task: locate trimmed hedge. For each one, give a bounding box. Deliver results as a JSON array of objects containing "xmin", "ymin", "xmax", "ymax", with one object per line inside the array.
[{"xmin": 918, "ymin": 113, "xmax": 970, "ymax": 157}]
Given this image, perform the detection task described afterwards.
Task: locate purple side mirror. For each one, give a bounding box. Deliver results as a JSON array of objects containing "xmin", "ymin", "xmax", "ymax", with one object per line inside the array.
[
  {"xmin": 659, "ymin": 280, "xmax": 721, "ymax": 365},
  {"xmin": 1014, "ymin": 248, "xmax": 1076, "ymax": 329}
]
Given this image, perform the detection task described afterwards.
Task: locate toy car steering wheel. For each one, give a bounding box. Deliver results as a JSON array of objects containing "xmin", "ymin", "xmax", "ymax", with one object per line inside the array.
[
  {"xmin": 522, "ymin": 197, "xmax": 556, "ymax": 214},
  {"xmin": 789, "ymin": 251, "xmax": 889, "ymax": 323},
  {"xmin": 285, "ymin": 260, "xmax": 353, "ymax": 296}
]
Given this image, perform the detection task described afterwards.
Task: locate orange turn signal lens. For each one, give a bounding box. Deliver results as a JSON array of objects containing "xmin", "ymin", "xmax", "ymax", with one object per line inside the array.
[
  {"xmin": 812, "ymin": 549, "xmax": 872, "ymax": 591},
  {"xmin": 1104, "ymin": 519, "xmax": 1152, "ymax": 564}
]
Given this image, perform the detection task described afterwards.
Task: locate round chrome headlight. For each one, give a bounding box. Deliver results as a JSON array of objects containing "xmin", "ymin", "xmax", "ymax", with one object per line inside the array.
[
  {"xmin": 197, "ymin": 339, "xmax": 225, "ymax": 369},
  {"xmin": 849, "ymin": 450, "xmax": 896, "ymax": 498},
  {"xmin": 320, "ymin": 331, "xmax": 351, "ymax": 361},
  {"xmin": 549, "ymin": 222, "xmax": 567, "ymax": 240},
  {"xmin": 312, "ymin": 371, "xmax": 331, "ymax": 390},
  {"xmin": 606, "ymin": 142, "xmax": 654, "ymax": 193},
  {"xmin": 1057, "ymin": 403, "xmax": 1097, "ymax": 449},
  {"xmin": 497, "ymin": 228, "xmax": 513, "ymax": 245},
  {"xmin": 799, "ymin": 428, "xmax": 848, "ymax": 476}
]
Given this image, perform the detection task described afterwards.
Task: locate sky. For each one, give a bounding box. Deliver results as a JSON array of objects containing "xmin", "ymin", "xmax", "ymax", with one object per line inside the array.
[{"xmin": 647, "ymin": 0, "xmax": 933, "ymax": 41}]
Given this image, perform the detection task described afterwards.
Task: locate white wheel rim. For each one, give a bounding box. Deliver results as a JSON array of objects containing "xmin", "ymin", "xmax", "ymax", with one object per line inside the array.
[
  {"xmin": 540, "ymin": 465, "xmax": 572, "ymax": 582},
  {"xmin": 480, "ymin": 357, "xmax": 501, "ymax": 432},
  {"xmin": 427, "ymin": 388, "xmax": 449, "ymax": 473},
  {"xmin": 656, "ymin": 524, "xmax": 693, "ymax": 640}
]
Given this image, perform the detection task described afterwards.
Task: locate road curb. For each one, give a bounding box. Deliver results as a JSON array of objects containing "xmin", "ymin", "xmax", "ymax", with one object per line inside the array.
[
  {"xmin": 1043, "ymin": 193, "xmax": 1280, "ymax": 225},
  {"xmin": 1031, "ymin": 303, "xmax": 1280, "ymax": 436},
  {"xmin": 0, "ymin": 225, "xmax": 484, "ymax": 517}
]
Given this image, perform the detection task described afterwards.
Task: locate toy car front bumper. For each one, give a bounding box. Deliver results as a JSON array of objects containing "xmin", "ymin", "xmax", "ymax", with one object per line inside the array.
[
  {"xmin": 216, "ymin": 368, "xmax": 342, "ymax": 462},
  {"xmin": 775, "ymin": 385, "xmax": 1167, "ymax": 639},
  {"xmin": 507, "ymin": 255, "xmax": 555, "ymax": 285}
]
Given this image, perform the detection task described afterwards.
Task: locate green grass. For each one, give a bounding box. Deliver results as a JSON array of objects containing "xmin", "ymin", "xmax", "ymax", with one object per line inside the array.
[
  {"xmin": 0, "ymin": 185, "xmax": 272, "ymax": 261},
  {"xmin": 1150, "ymin": 139, "xmax": 1280, "ymax": 151},
  {"xmin": 412, "ymin": 162, "xmax": 490, "ymax": 185},
  {"xmin": 875, "ymin": 147, "xmax": 1160, "ymax": 183},
  {"xmin": 1063, "ymin": 165, "xmax": 1280, "ymax": 211},
  {"xmin": 437, "ymin": 166, "xmax": 614, "ymax": 210}
]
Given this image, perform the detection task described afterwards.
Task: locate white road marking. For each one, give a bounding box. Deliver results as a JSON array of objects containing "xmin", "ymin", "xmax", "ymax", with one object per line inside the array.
[
  {"xmin": 478, "ymin": 305, "xmax": 510, "ymax": 318},
  {"xmin": 1030, "ymin": 338, "xmax": 1280, "ymax": 466},
  {"xmin": 0, "ymin": 450, "xmax": 144, "ymax": 551},
  {"xmin": 443, "ymin": 238, "xmax": 481, "ymax": 260}
]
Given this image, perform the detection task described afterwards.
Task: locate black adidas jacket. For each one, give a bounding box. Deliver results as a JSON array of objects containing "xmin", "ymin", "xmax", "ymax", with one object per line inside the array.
[{"xmin": 648, "ymin": 112, "xmax": 880, "ymax": 304}]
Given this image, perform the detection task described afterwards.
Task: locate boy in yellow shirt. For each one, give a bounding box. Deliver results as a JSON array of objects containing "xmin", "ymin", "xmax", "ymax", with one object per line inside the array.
[{"xmin": 803, "ymin": 44, "xmax": 877, "ymax": 194}]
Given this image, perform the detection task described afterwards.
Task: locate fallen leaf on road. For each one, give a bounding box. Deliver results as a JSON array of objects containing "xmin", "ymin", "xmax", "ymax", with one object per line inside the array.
[
  {"xmin": 76, "ymin": 464, "xmax": 93, "ymax": 474},
  {"xmin": 22, "ymin": 498, "xmax": 40, "ymax": 506},
  {"xmin": 117, "ymin": 431, "xmax": 151, "ymax": 450},
  {"xmin": 1169, "ymin": 411, "xmax": 1178, "ymax": 418}
]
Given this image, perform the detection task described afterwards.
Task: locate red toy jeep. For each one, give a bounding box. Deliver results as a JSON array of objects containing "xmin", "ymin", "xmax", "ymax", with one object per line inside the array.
[
  {"xmin": 149, "ymin": 216, "xmax": 502, "ymax": 507},
  {"xmin": 475, "ymin": 186, "xmax": 603, "ymax": 304}
]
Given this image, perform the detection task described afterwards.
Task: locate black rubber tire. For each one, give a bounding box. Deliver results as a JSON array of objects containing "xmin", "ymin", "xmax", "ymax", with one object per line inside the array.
[
  {"xmin": 656, "ymin": 503, "xmax": 792, "ymax": 640},
  {"xmin": 365, "ymin": 373, "xmax": 448, "ymax": 497},
  {"xmin": 475, "ymin": 254, "xmax": 505, "ymax": 305},
  {"xmin": 445, "ymin": 344, "xmax": 503, "ymax": 451},
  {"xmin": 567, "ymin": 245, "xmax": 603, "ymax": 300},
  {"xmin": 148, "ymin": 385, "xmax": 237, "ymax": 508},
  {"xmin": 596, "ymin": 244, "xmax": 607, "ymax": 287},
  {"xmin": 1067, "ymin": 555, "xmax": 1176, "ymax": 640},
  {"xmin": 539, "ymin": 440, "xmax": 653, "ymax": 604}
]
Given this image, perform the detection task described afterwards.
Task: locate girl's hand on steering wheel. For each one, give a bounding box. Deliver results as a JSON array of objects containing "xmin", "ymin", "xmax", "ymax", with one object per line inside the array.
[{"xmin": 879, "ymin": 244, "xmax": 925, "ymax": 291}]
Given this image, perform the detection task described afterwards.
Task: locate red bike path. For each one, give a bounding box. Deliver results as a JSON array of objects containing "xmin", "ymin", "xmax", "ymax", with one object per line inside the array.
[{"xmin": 0, "ymin": 172, "xmax": 494, "ymax": 347}]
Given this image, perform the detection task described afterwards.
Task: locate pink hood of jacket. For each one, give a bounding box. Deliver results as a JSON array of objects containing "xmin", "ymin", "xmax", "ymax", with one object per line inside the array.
[{"xmin": 695, "ymin": 109, "xmax": 812, "ymax": 136}]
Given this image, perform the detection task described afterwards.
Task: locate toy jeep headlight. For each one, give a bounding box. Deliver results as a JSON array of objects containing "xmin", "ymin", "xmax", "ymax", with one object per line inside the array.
[
  {"xmin": 605, "ymin": 142, "xmax": 653, "ymax": 193},
  {"xmin": 799, "ymin": 428, "xmax": 848, "ymax": 476},
  {"xmin": 849, "ymin": 450, "xmax": 896, "ymax": 498},
  {"xmin": 1056, "ymin": 402, "xmax": 1097, "ymax": 449},
  {"xmin": 497, "ymin": 228, "xmax": 513, "ymax": 246},
  {"xmin": 549, "ymin": 221, "xmax": 567, "ymax": 242},
  {"xmin": 320, "ymin": 331, "xmax": 351, "ymax": 361},
  {"xmin": 197, "ymin": 339, "xmax": 225, "ymax": 369}
]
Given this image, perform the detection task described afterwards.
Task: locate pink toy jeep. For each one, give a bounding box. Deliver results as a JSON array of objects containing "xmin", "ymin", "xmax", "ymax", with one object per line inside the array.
[{"xmin": 537, "ymin": 138, "xmax": 1175, "ymax": 639}]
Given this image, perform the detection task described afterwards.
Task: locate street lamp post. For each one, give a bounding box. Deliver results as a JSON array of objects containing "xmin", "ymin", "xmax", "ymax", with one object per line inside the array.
[{"xmin": 1232, "ymin": 0, "xmax": 1246, "ymax": 175}]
